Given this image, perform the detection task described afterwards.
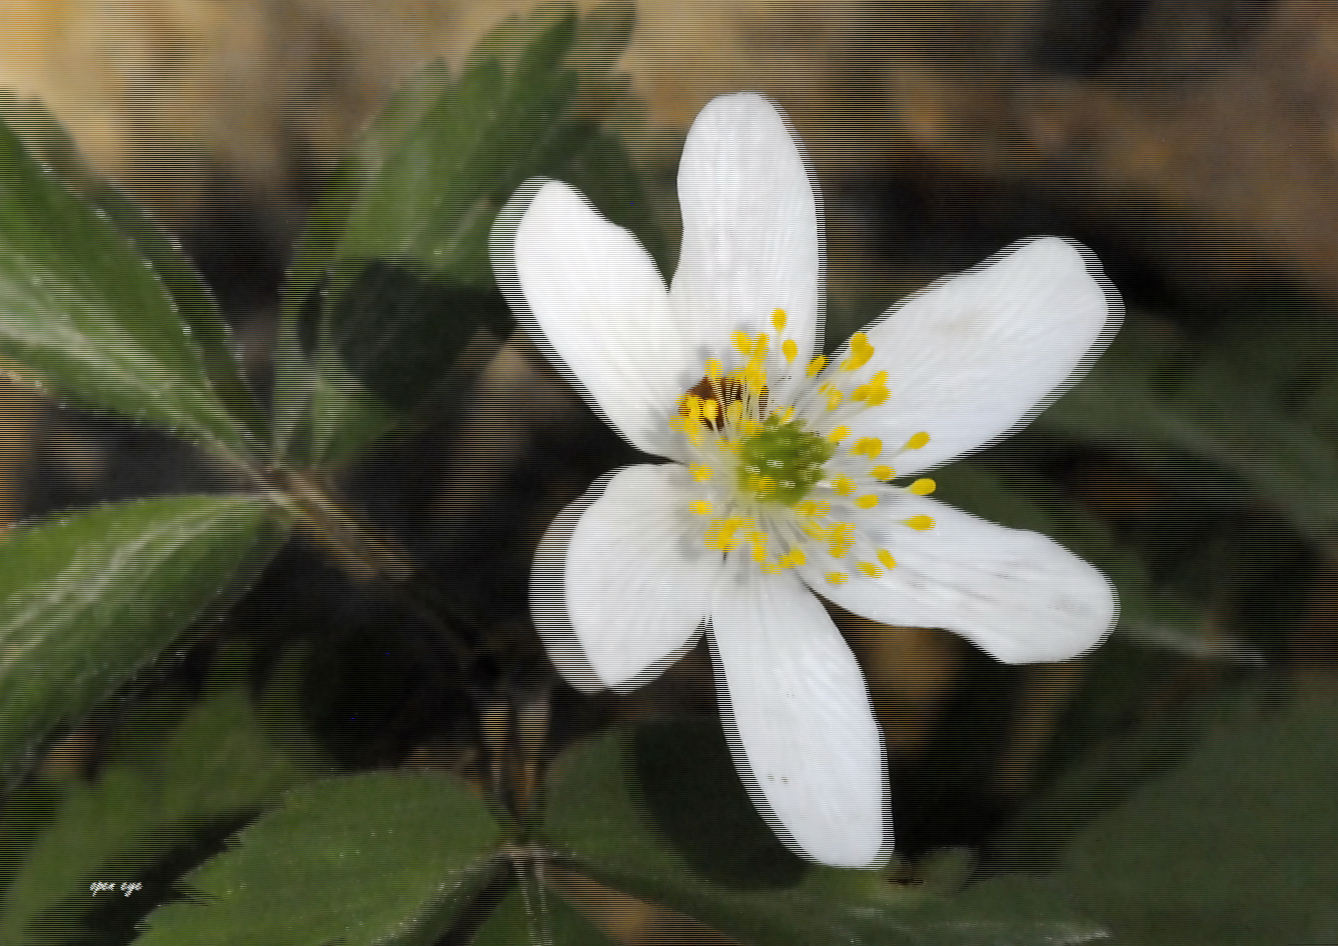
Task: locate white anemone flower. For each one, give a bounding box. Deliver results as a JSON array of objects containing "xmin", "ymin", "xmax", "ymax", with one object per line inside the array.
[{"xmin": 491, "ymin": 92, "xmax": 1120, "ymax": 868}]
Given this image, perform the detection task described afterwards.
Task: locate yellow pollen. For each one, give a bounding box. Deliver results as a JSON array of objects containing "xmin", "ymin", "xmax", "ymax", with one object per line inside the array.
[
  {"xmin": 797, "ymin": 499, "xmax": 830, "ymax": 517},
  {"xmin": 701, "ymin": 400, "xmax": 719, "ymax": 426},
  {"xmin": 855, "ymin": 494, "xmax": 879, "ymax": 509},
  {"xmin": 772, "ymin": 308, "xmax": 787, "ymax": 332},
  {"xmin": 706, "ymin": 358, "xmax": 723, "ymax": 381},
  {"xmin": 877, "ymin": 549, "xmax": 897, "ymax": 570},
  {"xmin": 857, "ymin": 562, "xmax": 880, "ymax": 578},
  {"xmin": 780, "ymin": 547, "xmax": 807, "ymax": 567},
  {"xmin": 853, "ymin": 437, "xmax": 883, "ymax": 459},
  {"xmin": 690, "ymin": 464, "xmax": 713, "ymax": 483},
  {"xmin": 827, "ymin": 426, "xmax": 851, "ymax": 443},
  {"xmin": 732, "ymin": 331, "xmax": 752, "ymax": 356},
  {"xmin": 757, "ymin": 475, "xmax": 776, "ymax": 494},
  {"xmin": 782, "ymin": 338, "xmax": 798, "ymax": 362},
  {"xmin": 832, "ymin": 475, "xmax": 856, "ymax": 496},
  {"xmin": 841, "ymin": 333, "xmax": 875, "ymax": 371},
  {"xmin": 908, "ymin": 478, "xmax": 936, "ymax": 496},
  {"xmin": 905, "ymin": 431, "xmax": 931, "ymax": 450},
  {"xmin": 802, "ymin": 520, "xmax": 829, "ymax": 540},
  {"xmin": 871, "ymin": 465, "xmax": 894, "ymax": 480},
  {"xmin": 825, "ymin": 572, "xmax": 848, "ymax": 585},
  {"xmin": 806, "ymin": 355, "xmax": 826, "ymax": 378},
  {"xmin": 826, "ymin": 389, "xmax": 845, "ymax": 411},
  {"xmin": 905, "ymin": 515, "xmax": 935, "ymax": 531},
  {"xmin": 751, "ymin": 542, "xmax": 769, "ymax": 563},
  {"xmin": 690, "ymin": 500, "xmax": 712, "ymax": 516},
  {"xmin": 753, "ymin": 333, "xmax": 771, "ymax": 358},
  {"xmin": 725, "ymin": 400, "xmax": 745, "ymax": 429},
  {"xmin": 827, "ymin": 545, "xmax": 848, "ymax": 559}
]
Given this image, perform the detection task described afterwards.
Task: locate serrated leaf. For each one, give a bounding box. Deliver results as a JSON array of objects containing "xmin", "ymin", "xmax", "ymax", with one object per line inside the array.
[
  {"xmin": 471, "ymin": 879, "xmax": 618, "ymax": 946},
  {"xmin": 1053, "ymin": 692, "xmax": 1338, "ymax": 946},
  {"xmin": 0, "ymin": 120, "xmax": 264, "ymax": 462},
  {"xmin": 0, "ymin": 495, "xmax": 288, "ymax": 777},
  {"xmin": 133, "ymin": 771, "xmax": 505, "ymax": 946},
  {"xmin": 0, "ymin": 682, "xmax": 325, "ymax": 944},
  {"xmin": 541, "ymin": 720, "xmax": 1099, "ymax": 946},
  {"xmin": 273, "ymin": 2, "xmax": 659, "ymax": 467}
]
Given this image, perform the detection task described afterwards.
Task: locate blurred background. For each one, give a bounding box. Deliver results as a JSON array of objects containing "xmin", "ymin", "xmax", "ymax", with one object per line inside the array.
[{"xmin": 1, "ymin": 2, "xmax": 1336, "ymax": 944}]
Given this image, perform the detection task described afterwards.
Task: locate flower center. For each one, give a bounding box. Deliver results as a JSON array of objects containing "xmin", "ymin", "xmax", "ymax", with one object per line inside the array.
[{"xmin": 736, "ymin": 414, "xmax": 833, "ymax": 506}]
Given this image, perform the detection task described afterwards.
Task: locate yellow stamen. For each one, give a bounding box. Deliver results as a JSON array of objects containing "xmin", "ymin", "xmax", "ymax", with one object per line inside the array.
[
  {"xmin": 905, "ymin": 515, "xmax": 935, "ymax": 531},
  {"xmin": 780, "ymin": 546, "xmax": 807, "ymax": 567},
  {"xmin": 871, "ymin": 465, "xmax": 894, "ymax": 481},
  {"xmin": 690, "ymin": 500, "xmax": 712, "ymax": 516},
  {"xmin": 832, "ymin": 475, "xmax": 856, "ymax": 497},
  {"xmin": 852, "ymin": 437, "xmax": 883, "ymax": 459},
  {"xmin": 826, "ymin": 389, "xmax": 845, "ymax": 411},
  {"xmin": 841, "ymin": 333, "xmax": 875, "ymax": 371},
  {"xmin": 905, "ymin": 431, "xmax": 931, "ymax": 451},
  {"xmin": 857, "ymin": 562, "xmax": 880, "ymax": 578},
  {"xmin": 908, "ymin": 478, "xmax": 936, "ymax": 496},
  {"xmin": 806, "ymin": 355, "xmax": 826, "ymax": 378},
  {"xmin": 827, "ymin": 426, "xmax": 851, "ymax": 443},
  {"xmin": 706, "ymin": 358, "xmax": 723, "ymax": 381},
  {"xmin": 796, "ymin": 499, "xmax": 831, "ymax": 518},
  {"xmin": 855, "ymin": 494, "xmax": 879, "ymax": 509},
  {"xmin": 782, "ymin": 338, "xmax": 798, "ymax": 362},
  {"xmin": 772, "ymin": 308, "xmax": 787, "ymax": 332},
  {"xmin": 690, "ymin": 464, "xmax": 713, "ymax": 483},
  {"xmin": 732, "ymin": 331, "xmax": 752, "ymax": 356},
  {"xmin": 877, "ymin": 549, "xmax": 897, "ymax": 570},
  {"xmin": 825, "ymin": 572, "xmax": 848, "ymax": 585},
  {"xmin": 725, "ymin": 400, "xmax": 744, "ymax": 429}
]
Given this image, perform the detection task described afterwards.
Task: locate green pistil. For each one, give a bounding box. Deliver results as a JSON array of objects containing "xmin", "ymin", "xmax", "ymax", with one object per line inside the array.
[{"xmin": 737, "ymin": 416, "xmax": 834, "ymax": 506}]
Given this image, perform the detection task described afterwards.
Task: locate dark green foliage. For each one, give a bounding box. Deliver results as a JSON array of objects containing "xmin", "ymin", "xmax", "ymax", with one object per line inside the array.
[
  {"xmin": 0, "ymin": 497, "xmax": 288, "ymax": 778},
  {"xmin": 132, "ymin": 772, "xmax": 504, "ymax": 946}
]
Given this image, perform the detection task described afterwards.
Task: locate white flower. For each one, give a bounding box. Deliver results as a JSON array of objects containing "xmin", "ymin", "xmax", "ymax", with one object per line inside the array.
[{"xmin": 491, "ymin": 93, "xmax": 1119, "ymax": 868}]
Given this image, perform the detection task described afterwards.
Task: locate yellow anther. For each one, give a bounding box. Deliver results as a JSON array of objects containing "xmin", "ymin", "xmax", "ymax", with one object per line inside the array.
[
  {"xmin": 908, "ymin": 478, "xmax": 936, "ymax": 496},
  {"xmin": 905, "ymin": 515, "xmax": 935, "ymax": 531},
  {"xmin": 690, "ymin": 464, "xmax": 714, "ymax": 483},
  {"xmin": 841, "ymin": 333, "xmax": 875, "ymax": 371},
  {"xmin": 743, "ymin": 363, "xmax": 767, "ymax": 393},
  {"xmin": 700, "ymin": 400, "xmax": 719, "ymax": 425},
  {"xmin": 757, "ymin": 476, "xmax": 776, "ymax": 495},
  {"xmin": 857, "ymin": 562, "xmax": 881, "ymax": 578},
  {"xmin": 832, "ymin": 475, "xmax": 856, "ymax": 497},
  {"xmin": 690, "ymin": 500, "xmax": 712, "ymax": 516},
  {"xmin": 751, "ymin": 542, "xmax": 769, "ymax": 563},
  {"xmin": 825, "ymin": 572, "xmax": 848, "ymax": 585},
  {"xmin": 853, "ymin": 437, "xmax": 883, "ymax": 459},
  {"xmin": 877, "ymin": 549, "xmax": 897, "ymax": 570},
  {"xmin": 827, "ymin": 544, "xmax": 848, "ymax": 559},
  {"xmin": 782, "ymin": 338, "xmax": 798, "ymax": 362},
  {"xmin": 826, "ymin": 389, "xmax": 845, "ymax": 411},
  {"xmin": 797, "ymin": 499, "xmax": 831, "ymax": 518},
  {"xmin": 855, "ymin": 494, "xmax": 879, "ymax": 510},
  {"xmin": 802, "ymin": 520, "xmax": 829, "ymax": 540},
  {"xmin": 780, "ymin": 547, "xmax": 807, "ymax": 567},
  {"xmin": 871, "ymin": 465, "xmax": 894, "ymax": 481},
  {"xmin": 806, "ymin": 355, "xmax": 826, "ymax": 378},
  {"xmin": 706, "ymin": 358, "xmax": 723, "ymax": 381},
  {"xmin": 753, "ymin": 333, "xmax": 770, "ymax": 358},
  {"xmin": 725, "ymin": 400, "xmax": 744, "ymax": 429},
  {"xmin": 732, "ymin": 331, "xmax": 752, "ymax": 356},
  {"xmin": 905, "ymin": 431, "xmax": 931, "ymax": 450},
  {"xmin": 827, "ymin": 426, "xmax": 851, "ymax": 443},
  {"xmin": 772, "ymin": 308, "xmax": 788, "ymax": 332}
]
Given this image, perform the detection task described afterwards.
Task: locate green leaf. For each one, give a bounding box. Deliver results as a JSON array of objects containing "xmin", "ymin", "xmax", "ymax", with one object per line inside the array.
[
  {"xmin": 1054, "ymin": 692, "xmax": 1338, "ymax": 946},
  {"xmin": 471, "ymin": 879, "xmax": 618, "ymax": 946},
  {"xmin": 0, "ymin": 681, "xmax": 325, "ymax": 944},
  {"xmin": 1034, "ymin": 311, "xmax": 1338, "ymax": 556},
  {"xmin": 0, "ymin": 495, "xmax": 288, "ymax": 777},
  {"xmin": 133, "ymin": 771, "xmax": 505, "ymax": 946},
  {"xmin": 274, "ymin": 2, "xmax": 658, "ymax": 467},
  {"xmin": 540, "ymin": 720, "xmax": 1101, "ymax": 946},
  {"xmin": 0, "ymin": 119, "xmax": 265, "ymax": 463}
]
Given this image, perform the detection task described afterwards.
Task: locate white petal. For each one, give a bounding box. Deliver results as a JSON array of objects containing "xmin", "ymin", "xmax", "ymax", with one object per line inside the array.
[
  {"xmin": 710, "ymin": 570, "xmax": 890, "ymax": 867},
  {"xmin": 671, "ymin": 93, "xmax": 823, "ymax": 369},
  {"xmin": 805, "ymin": 495, "xmax": 1117, "ymax": 665},
  {"xmin": 494, "ymin": 180, "xmax": 691, "ymax": 458},
  {"xmin": 837, "ymin": 237, "xmax": 1120, "ymax": 474},
  {"xmin": 532, "ymin": 464, "xmax": 718, "ymax": 693}
]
